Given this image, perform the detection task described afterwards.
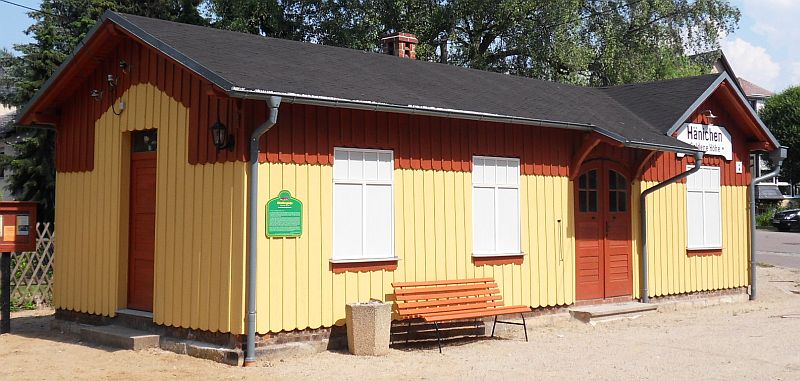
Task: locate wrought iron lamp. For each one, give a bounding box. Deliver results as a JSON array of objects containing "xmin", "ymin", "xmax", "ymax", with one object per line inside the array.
[{"xmin": 211, "ymin": 120, "xmax": 235, "ymax": 151}]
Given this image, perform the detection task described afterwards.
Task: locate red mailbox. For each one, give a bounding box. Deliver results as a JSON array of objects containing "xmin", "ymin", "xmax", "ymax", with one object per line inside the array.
[{"xmin": 0, "ymin": 202, "xmax": 37, "ymax": 252}]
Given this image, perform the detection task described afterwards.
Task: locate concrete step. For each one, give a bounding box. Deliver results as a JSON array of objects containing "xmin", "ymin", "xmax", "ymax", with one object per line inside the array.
[
  {"xmin": 114, "ymin": 309, "xmax": 154, "ymax": 331},
  {"xmin": 569, "ymin": 302, "xmax": 657, "ymax": 324},
  {"xmin": 80, "ymin": 324, "xmax": 160, "ymax": 350}
]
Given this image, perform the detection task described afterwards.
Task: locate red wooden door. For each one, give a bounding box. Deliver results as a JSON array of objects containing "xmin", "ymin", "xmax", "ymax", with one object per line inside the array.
[
  {"xmin": 127, "ymin": 145, "xmax": 157, "ymax": 311},
  {"xmin": 575, "ymin": 161, "xmax": 632, "ymax": 300}
]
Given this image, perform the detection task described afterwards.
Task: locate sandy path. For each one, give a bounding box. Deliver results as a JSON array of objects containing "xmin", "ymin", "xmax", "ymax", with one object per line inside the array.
[{"xmin": 2, "ymin": 266, "xmax": 799, "ymax": 381}]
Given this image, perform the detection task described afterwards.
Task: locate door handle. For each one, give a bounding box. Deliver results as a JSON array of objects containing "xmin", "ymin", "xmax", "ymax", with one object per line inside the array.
[{"xmin": 605, "ymin": 221, "xmax": 609, "ymax": 236}]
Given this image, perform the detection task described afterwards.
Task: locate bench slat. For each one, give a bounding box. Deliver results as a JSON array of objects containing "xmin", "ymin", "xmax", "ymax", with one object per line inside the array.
[
  {"xmin": 394, "ymin": 282, "xmax": 498, "ymax": 296},
  {"xmin": 422, "ymin": 305, "xmax": 532, "ymax": 322},
  {"xmin": 394, "ymin": 288, "xmax": 501, "ymax": 301},
  {"xmin": 392, "ymin": 278, "xmax": 495, "ymax": 288},
  {"xmin": 396, "ymin": 295, "xmax": 502, "ymax": 310},
  {"xmin": 401, "ymin": 301, "xmax": 505, "ymax": 317}
]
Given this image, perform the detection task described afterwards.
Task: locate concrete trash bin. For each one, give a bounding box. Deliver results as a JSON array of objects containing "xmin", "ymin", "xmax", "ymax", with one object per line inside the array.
[{"xmin": 345, "ymin": 301, "xmax": 391, "ymax": 356}]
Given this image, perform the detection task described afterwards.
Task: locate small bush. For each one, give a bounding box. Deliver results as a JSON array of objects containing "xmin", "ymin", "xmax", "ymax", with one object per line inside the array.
[{"xmin": 757, "ymin": 205, "xmax": 791, "ymax": 227}]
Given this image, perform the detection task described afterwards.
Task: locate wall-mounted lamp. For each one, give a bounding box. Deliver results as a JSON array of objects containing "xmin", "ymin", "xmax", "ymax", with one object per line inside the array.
[
  {"xmin": 702, "ymin": 109, "xmax": 718, "ymax": 119},
  {"xmin": 119, "ymin": 59, "xmax": 129, "ymax": 74},
  {"xmin": 210, "ymin": 120, "xmax": 235, "ymax": 151},
  {"xmin": 90, "ymin": 89, "xmax": 103, "ymax": 102}
]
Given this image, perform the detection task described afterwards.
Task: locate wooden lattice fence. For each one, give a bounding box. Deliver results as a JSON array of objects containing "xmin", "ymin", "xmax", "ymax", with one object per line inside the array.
[{"xmin": 10, "ymin": 223, "xmax": 54, "ymax": 308}]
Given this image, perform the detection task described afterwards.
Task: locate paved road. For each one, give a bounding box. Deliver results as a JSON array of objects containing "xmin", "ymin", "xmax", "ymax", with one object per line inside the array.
[{"xmin": 755, "ymin": 228, "xmax": 800, "ymax": 268}]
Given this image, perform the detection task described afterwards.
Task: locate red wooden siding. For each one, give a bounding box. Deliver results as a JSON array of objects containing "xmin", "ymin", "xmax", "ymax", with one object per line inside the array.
[
  {"xmin": 250, "ymin": 102, "xmax": 580, "ymax": 176},
  {"xmin": 55, "ymin": 37, "xmax": 247, "ymax": 172}
]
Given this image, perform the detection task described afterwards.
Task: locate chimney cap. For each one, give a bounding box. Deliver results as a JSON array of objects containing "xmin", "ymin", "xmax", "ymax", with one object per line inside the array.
[{"xmin": 381, "ymin": 32, "xmax": 418, "ymax": 44}]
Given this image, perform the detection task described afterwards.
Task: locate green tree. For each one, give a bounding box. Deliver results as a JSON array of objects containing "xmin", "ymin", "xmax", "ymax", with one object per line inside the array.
[
  {"xmin": 207, "ymin": 0, "xmax": 739, "ymax": 85},
  {"xmin": 760, "ymin": 86, "xmax": 800, "ymax": 187},
  {"xmin": 0, "ymin": 0, "xmax": 205, "ymax": 222}
]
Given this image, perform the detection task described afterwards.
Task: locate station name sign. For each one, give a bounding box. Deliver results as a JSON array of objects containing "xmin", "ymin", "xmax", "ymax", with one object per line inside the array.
[{"xmin": 676, "ymin": 123, "xmax": 732, "ymax": 160}]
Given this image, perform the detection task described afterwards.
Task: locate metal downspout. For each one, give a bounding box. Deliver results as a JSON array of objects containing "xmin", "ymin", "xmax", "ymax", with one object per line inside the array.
[
  {"xmin": 244, "ymin": 96, "xmax": 282, "ymax": 367},
  {"xmin": 640, "ymin": 151, "xmax": 704, "ymax": 303},
  {"xmin": 749, "ymin": 147, "xmax": 788, "ymax": 300}
]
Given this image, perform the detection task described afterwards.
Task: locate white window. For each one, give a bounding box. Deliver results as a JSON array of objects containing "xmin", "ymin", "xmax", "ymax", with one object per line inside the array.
[
  {"xmin": 333, "ymin": 148, "xmax": 394, "ymax": 261},
  {"xmin": 472, "ymin": 156, "xmax": 521, "ymax": 255},
  {"xmin": 686, "ymin": 166, "xmax": 722, "ymax": 249}
]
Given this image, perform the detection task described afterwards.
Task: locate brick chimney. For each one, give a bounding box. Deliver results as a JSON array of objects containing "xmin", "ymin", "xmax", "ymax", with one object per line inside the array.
[{"xmin": 381, "ymin": 32, "xmax": 418, "ymax": 59}]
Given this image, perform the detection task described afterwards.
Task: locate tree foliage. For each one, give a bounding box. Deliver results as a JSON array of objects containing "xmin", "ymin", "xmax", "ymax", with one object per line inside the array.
[
  {"xmin": 760, "ymin": 86, "xmax": 800, "ymax": 185},
  {"xmin": 0, "ymin": 0, "xmax": 205, "ymax": 222},
  {"xmin": 207, "ymin": 0, "xmax": 739, "ymax": 85}
]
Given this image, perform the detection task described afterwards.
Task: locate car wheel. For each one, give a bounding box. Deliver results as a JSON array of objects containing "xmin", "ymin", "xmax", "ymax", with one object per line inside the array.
[{"xmin": 778, "ymin": 226, "xmax": 791, "ymax": 232}]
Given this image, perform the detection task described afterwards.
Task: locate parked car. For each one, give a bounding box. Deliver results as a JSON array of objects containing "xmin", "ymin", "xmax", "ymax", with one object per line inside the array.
[{"xmin": 772, "ymin": 209, "xmax": 800, "ymax": 232}]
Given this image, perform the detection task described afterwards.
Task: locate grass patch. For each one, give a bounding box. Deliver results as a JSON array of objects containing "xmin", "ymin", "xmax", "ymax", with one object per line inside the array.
[{"xmin": 757, "ymin": 262, "xmax": 776, "ymax": 268}]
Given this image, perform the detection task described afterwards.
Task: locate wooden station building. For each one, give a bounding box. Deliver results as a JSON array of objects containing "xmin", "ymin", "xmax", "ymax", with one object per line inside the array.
[{"xmin": 17, "ymin": 12, "xmax": 780, "ymax": 349}]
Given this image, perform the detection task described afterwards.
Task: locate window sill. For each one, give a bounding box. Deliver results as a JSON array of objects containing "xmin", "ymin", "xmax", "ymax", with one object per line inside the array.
[
  {"xmin": 686, "ymin": 248, "xmax": 722, "ymax": 257},
  {"xmin": 472, "ymin": 253, "xmax": 525, "ymax": 266},
  {"xmin": 330, "ymin": 257, "xmax": 399, "ymax": 273}
]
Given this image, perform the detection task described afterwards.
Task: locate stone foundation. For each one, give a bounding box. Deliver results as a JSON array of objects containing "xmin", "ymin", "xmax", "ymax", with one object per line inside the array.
[{"xmin": 52, "ymin": 288, "xmax": 749, "ymax": 364}]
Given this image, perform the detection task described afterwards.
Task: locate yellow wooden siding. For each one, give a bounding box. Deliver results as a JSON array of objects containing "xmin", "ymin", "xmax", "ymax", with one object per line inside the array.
[
  {"xmin": 53, "ymin": 83, "xmax": 248, "ymax": 334},
  {"xmin": 631, "ymin": 182, "xmax": 750, "ymax": 298},
  {"xmin": 255, "ymin": 163, "xmax": 575, "ymax": 334}
]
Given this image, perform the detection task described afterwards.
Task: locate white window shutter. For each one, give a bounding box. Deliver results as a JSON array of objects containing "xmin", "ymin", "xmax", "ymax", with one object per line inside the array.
[
  {"xmin": 496, "ymin": 187, "xmax": 520, "ymax": 253},
  {"xmin": 364, "ymin": 184, "xmax": 393, "ymax": 256},
  {"xmin": 473, "ymin": 187, "xmax": 496, "ymax": 253},
  {"xmin": 686, "ymin": 190, "xmax": 704, "ymax": 248},
  {"xmin": 333, "ymin": 183, "xmax": 363, "ymax": 259}
]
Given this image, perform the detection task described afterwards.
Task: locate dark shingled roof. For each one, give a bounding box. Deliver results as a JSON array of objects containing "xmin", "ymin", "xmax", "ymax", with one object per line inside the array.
[
  {"xmin": 28, "ymin": 11, "xmax": 752, "ymax": 152},
  {"xmin": 114, "ymin": 13, "xmax": 705, "ymax": 151},
  {"xmin": 598, "ymin": 74, "xmax": 721, "ymax": 135}
]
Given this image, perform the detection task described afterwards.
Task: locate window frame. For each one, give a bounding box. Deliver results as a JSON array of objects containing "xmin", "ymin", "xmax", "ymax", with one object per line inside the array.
[
  {"xmin": 685, "ymin": 165, "xmax": 723, "ymax": 250},
  {"xmin": 471, "ymin": 155, "xmax": 523, "ymax": 257},
  {"xmin": 331, "ymin": 147, "xmax": 396, "ymax": 262}
]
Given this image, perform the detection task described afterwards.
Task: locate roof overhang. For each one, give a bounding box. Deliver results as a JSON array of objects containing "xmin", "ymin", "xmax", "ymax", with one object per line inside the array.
[
  {"xmin": 229, "ymin": 87, "xmax": 702, "ymax": 155},
  {"xmin": 665, "ymin": 72, "xmax": 780, "ymax": 152},
  {"xmin": 18, "ymin": 10, "xmax": 702, "ymax": 156},
  {"xmin": 16, "ymin": 11, "xmax": 234, "ymax": 126}
]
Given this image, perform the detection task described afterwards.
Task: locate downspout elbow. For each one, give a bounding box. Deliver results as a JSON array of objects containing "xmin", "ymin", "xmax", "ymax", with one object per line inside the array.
[
  {"xmin": 244, "ymin": 95, "xmax": 282, "ymax": 366},
  {"xmin": 640, "ymin": 150, "xmax": 704, "ymax": 303}
]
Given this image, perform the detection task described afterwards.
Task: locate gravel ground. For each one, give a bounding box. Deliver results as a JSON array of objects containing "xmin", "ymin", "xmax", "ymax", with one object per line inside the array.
[{"xmin": 2, "ymin": 266, "xmax": 799, "ymax": 381}]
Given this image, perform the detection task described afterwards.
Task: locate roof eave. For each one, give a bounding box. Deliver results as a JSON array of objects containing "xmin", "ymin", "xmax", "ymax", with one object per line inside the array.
[
  {"xmin": 230, "ymin": 87, "xmax": 699, "ymax": 154},
  {"xmin": 17, "ymin": 10, "xmax": 236, "ymax": 126},
  {"xmin": 16, "ymin": 13, "xmax": 112, "ymax": 125},
  {"xmin": 106, "ymin": 11, "xmax": 234, "ymax": 92}
]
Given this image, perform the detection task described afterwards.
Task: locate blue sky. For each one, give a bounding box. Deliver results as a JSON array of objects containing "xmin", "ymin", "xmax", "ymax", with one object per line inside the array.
[{"xmin": 1, "ymin": 0, "xmax": 798, "ymax": 91}]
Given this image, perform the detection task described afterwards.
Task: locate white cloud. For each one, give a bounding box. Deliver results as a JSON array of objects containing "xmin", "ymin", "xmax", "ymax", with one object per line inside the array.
[
  {"xmin": 731, "ymin": 0, "xmax": 800, "ymax": 91},
  {"xmin": 720, "ymin": 37, "xmax": 780, "ymax": 91}
]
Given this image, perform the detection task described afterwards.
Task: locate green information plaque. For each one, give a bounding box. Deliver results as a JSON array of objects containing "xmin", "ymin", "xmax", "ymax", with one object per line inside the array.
[{"xmin": 266, "ymin": 190, "xmax": 302, "ymax": 237}]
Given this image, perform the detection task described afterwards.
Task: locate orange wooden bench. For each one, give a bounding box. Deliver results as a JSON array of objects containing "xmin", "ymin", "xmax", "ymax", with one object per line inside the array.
[{"xmin": 392, "ymin": 277, "xmax": 531, "ymax": 352}]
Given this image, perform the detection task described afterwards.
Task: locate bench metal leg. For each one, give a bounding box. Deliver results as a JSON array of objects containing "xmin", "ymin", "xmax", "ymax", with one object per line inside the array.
[
  {"xmin": 491, "ymin": 314, "xmax": 528, "ymax": 341},
  {"xmin": 521, "ymin": 313, "xmax": 528, "ymax": 342},
  {"xmin": 434, "ymin": 322, "xmax": 442, "ymax": 353},
  {"xmin": 405, "ymin": 320, "xmax": 412, "ymax": 344}
]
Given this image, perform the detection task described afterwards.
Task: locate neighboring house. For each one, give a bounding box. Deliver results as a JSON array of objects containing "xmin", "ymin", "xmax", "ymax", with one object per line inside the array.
[
  {"xmin": 737, "ymin": 77, "xmax": 773, "ymax": 113},
  {"xmin": 17, "ymin": 12, "xmax": 781, "ymax": 363},
  {"xmin": 698, "ymin": 50, "xmax": 775, "ymax": 112}
]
